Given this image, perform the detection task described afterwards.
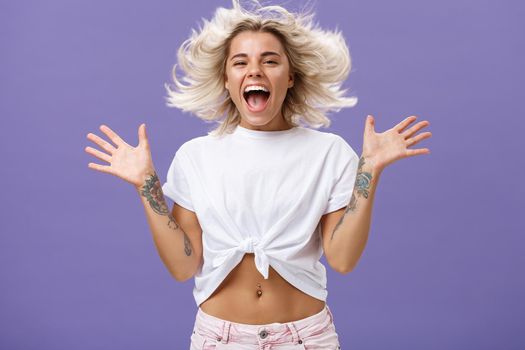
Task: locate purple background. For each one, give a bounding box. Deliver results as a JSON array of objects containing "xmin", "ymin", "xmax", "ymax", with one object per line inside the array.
[{"xmin": 1, "ymin": 0, "xmax": 523, "ymax": 348}]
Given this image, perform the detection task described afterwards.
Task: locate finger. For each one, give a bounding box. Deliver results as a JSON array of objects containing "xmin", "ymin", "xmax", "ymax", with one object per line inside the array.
[
  {"xmin": 406, "ymin": 148, "xmax": 431, "ymax": 157},
  {"xmin": 365, "ymin": 115, "xmax": 375, "ymax": 134},
  {"xmin": 138, "ymin": 123, "xmax": 147, "ymax": 146},
  {"xmin": 401, "ymin": 120, "xmax": 430, "ymax": 139},
  {"xmin": 405, "ymin": 131, "xmax": 432, "ymax": 147},
  {"xmin": 85, "ymin": 146, "xmax": 112, "ymax": 164},
  {"xmin": 86, "ymin": 132, "xmax": 117, "ymax": 154},
  {"xmin": 395, "ymin": 115, "xmax": 417, "ymax": 133},
  {"xmin": 87, "ymin": 162, "xmax": 115, "ymax": 175},
  {"xmin": 99, "ymin": 124, "xmax": 126, "ymax": 148}
]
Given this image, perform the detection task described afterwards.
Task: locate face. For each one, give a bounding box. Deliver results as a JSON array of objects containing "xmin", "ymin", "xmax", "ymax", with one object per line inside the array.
[{"xmin": 224, "ymin": 31, "xmax": 294, "ymax": 131}]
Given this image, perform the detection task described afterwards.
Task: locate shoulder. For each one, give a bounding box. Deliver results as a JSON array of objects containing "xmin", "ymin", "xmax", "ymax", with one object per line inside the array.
[
  {"xmin": 178, "ymin": 133, "xmax": 220, "ymax": 154},
  {"xmin": 299, "ymin": 127, "xmax": 354, "ymax": 150},
  {"xmin": 304, "ymin": 128, "xmax": 359, "ymax": 164},
  {"xmin": 296, "ymin": 126, "xmax": 339, "ymax": 143}
]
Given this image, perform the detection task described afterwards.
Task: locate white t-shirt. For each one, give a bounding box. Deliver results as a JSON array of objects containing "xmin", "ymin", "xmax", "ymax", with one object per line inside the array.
[{"xmin": 162, "ymin": 124, "xmax": 359, "ymax": 307}]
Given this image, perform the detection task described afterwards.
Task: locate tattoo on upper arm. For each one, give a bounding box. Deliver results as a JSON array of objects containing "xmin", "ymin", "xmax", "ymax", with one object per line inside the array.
[
  {"xmin": 330, "ymin": 156, "xmax": 373, "ymax": 240},
  {"xmin": 139, "ymin": 172, "xmax": 193, "ymax": 256}
]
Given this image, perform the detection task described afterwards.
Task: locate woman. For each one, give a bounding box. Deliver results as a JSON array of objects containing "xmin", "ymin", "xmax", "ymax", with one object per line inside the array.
[{"xmin": 85, "ymin": 1, "xmax": 432, "ymax": 348}]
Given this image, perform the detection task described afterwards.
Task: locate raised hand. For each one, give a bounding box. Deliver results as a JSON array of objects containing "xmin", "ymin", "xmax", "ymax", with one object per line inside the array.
[
  {"xmin": 361, "ymin": 115, "xmax": 432, "ymax": 173},
  {"xmin": 85, "ymin": 123, "xmax": 155, "ymax": 188}
]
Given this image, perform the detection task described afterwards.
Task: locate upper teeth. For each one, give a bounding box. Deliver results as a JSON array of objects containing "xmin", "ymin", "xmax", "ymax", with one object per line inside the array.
[{"xmin": 244, "ymin": 85, "xmax": 269, "ymax": 93}]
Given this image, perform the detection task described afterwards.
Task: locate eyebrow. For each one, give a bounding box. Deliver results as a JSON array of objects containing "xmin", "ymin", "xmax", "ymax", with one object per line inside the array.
[{"xmin": 230, "ymin": 51, "xmax": 281, "ymax": 61}]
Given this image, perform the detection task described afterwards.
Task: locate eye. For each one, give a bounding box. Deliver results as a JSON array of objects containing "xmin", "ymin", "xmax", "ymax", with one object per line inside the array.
[
  {"xmin": 264, "ymin": 60, "xmax": 277, "ymax": 64},
  {"xmin": 233, "ymin": 61, "xmax": 246, "ymax": 66}
]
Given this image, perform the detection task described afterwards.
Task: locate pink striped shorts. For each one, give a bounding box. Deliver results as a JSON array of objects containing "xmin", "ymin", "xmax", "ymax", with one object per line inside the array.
[{"xmin": 190, "ymin": 304, "xmax": 341, "ymax": 349}]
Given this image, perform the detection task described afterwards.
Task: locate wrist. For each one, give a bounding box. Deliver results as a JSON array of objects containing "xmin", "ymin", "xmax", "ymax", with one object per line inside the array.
[
  {"xmin": 135, "ymin": 168, "xmax": 158, "ymax": 192},
  {"xmin": 359, "ymin": 154, "xmax": 384, "ymax": 177}
]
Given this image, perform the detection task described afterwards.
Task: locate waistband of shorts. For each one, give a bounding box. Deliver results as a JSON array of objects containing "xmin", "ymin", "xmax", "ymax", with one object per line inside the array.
[{"xmin": 195, "ymin": 303, "xmax": 334, "ymax": 334}]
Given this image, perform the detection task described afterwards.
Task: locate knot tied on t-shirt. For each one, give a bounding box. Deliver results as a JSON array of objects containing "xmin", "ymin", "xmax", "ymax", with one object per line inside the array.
[
  {"xmin": 239, "ymin": 236, "xmax": 259, "ymax": 253},
  {"xmin": 211, "ymin": 236, "xmax": 270, "ymax": 279}
]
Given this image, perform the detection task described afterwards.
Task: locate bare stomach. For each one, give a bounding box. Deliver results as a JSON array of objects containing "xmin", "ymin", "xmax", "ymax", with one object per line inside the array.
[{"xmin": 199, "ymin": 253, "xmax": 326, "ymax": 324}]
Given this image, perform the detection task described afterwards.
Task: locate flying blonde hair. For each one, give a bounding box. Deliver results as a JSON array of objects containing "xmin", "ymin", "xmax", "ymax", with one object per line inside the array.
[{"xmin": 164, "ymin": 0, "xmax": 358, "ymax": 136}]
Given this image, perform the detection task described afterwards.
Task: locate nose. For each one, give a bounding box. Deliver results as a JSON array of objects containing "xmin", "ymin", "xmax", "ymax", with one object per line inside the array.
[{"xmin": 247, "ymin": 63, "xmax": 263, "ymax": 78}]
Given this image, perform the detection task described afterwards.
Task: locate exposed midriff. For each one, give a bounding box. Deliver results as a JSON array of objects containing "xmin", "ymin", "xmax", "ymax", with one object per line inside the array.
[{"xmin": 199, "ymin": 253, "xmax": 326, "ymax": 324}]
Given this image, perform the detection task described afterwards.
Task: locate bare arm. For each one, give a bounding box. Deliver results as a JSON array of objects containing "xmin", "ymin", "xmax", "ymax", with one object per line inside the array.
[
  {"xmin": 320, "ymin": 155, "xmax": 380, "ymax": 273},
  {"xmin": 85, "ymin": 123, "xmax": 203, "ymax": 281},
  {"xmin": 320, "ymin": 115, "xmax": 431, "ymax": 273},
  {"xmin": 135, "ymin": 170, "xmax": 203, "ymax": 281}
]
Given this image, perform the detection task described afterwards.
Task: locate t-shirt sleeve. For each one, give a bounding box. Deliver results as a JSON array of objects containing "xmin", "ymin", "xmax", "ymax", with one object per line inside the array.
[
  {"xmin": 162, "ymin": 148, "xmax": 195, "ymax": 212},
  {"xmin": 323, "ymin": 135, "xmax": 360, "ymax": 215}
]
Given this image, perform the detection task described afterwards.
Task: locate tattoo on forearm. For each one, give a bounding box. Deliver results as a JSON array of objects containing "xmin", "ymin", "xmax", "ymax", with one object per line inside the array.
[
  {"xmin": 331, "ymin": 156, "xmax": 373, "ymax": 241},
  {"xmin": 139, "ymin": 172, "xmax": 192, "ymax": 256}
]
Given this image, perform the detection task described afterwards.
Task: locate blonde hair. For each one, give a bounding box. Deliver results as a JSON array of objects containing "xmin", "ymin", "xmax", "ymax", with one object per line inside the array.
[{"xmin": 164, "ymin": 0, "xmax": 358, "ymax": 136}]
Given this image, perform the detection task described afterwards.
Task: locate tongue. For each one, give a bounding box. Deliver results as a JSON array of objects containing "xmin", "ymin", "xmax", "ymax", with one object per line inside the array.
[{"xmin": 246, "ymin": 92, "xmax": 269, "ymax": 112}]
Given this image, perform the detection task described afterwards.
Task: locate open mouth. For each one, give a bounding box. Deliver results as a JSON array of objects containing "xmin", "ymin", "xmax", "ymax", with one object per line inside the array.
[{"xmin": 243, "ymin": 86, "xmax": 271, "ymax": 112}]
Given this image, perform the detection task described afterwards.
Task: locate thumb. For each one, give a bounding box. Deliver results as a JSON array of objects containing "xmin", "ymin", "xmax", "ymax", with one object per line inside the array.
[
  {"xmin": 365, "ymin": 115, "xmax": 375, "ymax": 134},
  {"xmin": 138, "ymin": 123, "xmax": 148, "ymax": 146}
]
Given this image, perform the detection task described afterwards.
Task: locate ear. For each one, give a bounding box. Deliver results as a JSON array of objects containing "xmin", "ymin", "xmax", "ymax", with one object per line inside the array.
[
  {"xmin": 224, "ymin": 75, "xmax": 229, "ymax": 90},
  {"xmin": 288, "ymin": 73, "xmax": 294, "ymax": 88}
]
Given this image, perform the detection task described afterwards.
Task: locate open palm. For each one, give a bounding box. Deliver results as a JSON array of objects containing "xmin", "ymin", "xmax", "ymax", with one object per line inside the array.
[
  {"xmin": 85, "ymin": 123, "xmax": 154, "ymax": 188},
  {"xmin": 362, "ymin": 115, "xmax": 432, "ymax": 172}
]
